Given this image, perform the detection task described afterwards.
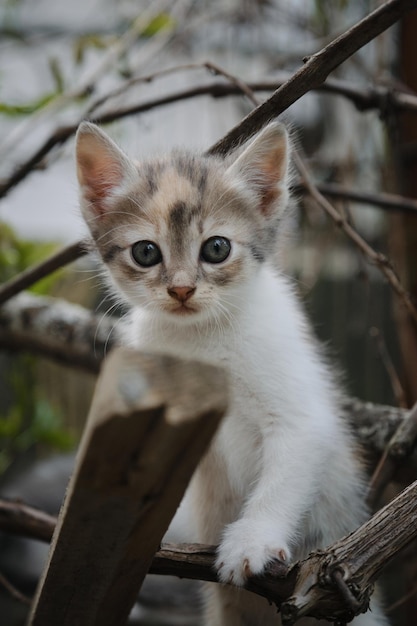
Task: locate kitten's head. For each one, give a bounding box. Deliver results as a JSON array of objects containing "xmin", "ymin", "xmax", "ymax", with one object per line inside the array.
[{"xmin": 76, "ymin": 121, "xmax": 290, "ymax": 325}]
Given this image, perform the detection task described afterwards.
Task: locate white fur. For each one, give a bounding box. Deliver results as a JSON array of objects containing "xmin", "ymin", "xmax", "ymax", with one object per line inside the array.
[
  {"xmin": 127, "ymin": 264, "xmax": 387, "ymax": 626},
  {"xmin": 77, "ymin": 121, "xmax": 388, "ymax": 625}
]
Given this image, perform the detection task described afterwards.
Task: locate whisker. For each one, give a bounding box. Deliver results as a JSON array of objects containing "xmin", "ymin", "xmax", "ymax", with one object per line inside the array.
[{"xmin": 93, "ymin": 297, "xmax": 123, "ymax": 358}]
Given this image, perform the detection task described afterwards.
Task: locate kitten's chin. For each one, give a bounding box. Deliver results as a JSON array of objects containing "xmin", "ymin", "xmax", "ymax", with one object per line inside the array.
[{"xmin": 160, "ymin": 303, "xmax": 208, "ymax": 325}]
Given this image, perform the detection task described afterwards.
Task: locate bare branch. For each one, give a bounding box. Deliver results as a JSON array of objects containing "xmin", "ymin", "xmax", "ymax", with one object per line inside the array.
[
  {"xmin": 0, "ymin": 498, "xmax": 56, "ymax": 543},
  {"xmin": 0, "ymin": 293, "xmax": 118, "ymax": 372},
  {"xmin": 294, "ymin": 181, "xmax": 417, "ymax": 216},
  {"xmin": 2, "ymin": 2, "xmax": 417, "ymax": 199},
  {"xmin": 2, "ymin": 178, "xmax": 416, "ymax": 309},
  {"xmin": 3, "ymin": 479, "xmax": 417, "ymax": 623},
  {"xmin": 369, "ymin": 326, "xmax": 407, "ymax": 408},
  {"xmin": 201, "ymin": 61, "xmax": 417, "ymax": 330},
  {"xmin": 343, "ymin": 398, "xmax": 408, "ymax": 457},
  {"xmin": 0, "ymin": 274, "xmax": 413, "ymax": 464},
  {"xmin": 0, "ymin": 0, "xmax": 187, "ymax": 160},
  {"xmin": 294, "ymin": 151, "xmax": 417, "ymax": 327},
  {"xmin": 208, "ymin": 0, "xmax": 417, "ymax": 155},
  {"xmin": 0, "ymin": 571, "xmax": 31, "ymax": 607},
  {"xmin": 367, "ymin": 402, "xmax": 417, "ymax": 506},
  {"xmin": 280, "ymin": 479, "xmax": 417, "ymax": 624},
  {"xmin": 0, "ymin": 240, "xmax": 88, "ymax": 306},
  {"xmin": 7, "ymin": 77, "xmax": 417, "ymax": 202}
]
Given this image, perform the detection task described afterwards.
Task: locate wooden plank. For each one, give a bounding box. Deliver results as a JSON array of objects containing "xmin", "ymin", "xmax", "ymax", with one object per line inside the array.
[{"xmin": 28, "ymin": 348, "xmax": 228, "ymax": 626}]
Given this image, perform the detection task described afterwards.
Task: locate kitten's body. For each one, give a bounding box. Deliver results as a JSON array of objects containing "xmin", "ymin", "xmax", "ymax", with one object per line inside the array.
[{"xmin": 76, "ymin": 121, "xmax": 388, "ymax": 625}]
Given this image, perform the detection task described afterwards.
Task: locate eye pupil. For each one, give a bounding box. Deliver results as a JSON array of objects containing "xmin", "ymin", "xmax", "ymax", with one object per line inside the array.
[
  {"xmin": 131, "ymin": 241, "xmax": 162, "ymax": 267},
  {"xmin": 201, "ymin": 236, "xmax": 231, "ymax": 264}
]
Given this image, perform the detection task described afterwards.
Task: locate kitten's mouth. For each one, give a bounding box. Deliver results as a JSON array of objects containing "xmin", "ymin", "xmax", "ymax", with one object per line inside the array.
[
  {"xmin": 163, "ymin": 301, "xmax": 200, "ymax": 317},
  {"xmin": 171, "ymin": 304, "xmax": 198, "ymax": 316}
]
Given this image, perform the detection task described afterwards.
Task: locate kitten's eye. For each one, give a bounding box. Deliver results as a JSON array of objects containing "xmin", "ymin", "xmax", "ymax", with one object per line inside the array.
[
  {"xmin": 201, "ymin": 236, "xmax": 231, "ymax": 264},
  {"xmin": 131, "ymin": 240, "xmax": 162, "ymax": 267}
]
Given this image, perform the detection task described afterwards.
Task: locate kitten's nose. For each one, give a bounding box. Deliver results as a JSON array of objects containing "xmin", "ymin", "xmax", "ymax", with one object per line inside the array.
[{"xmin": 167, "ymin": 286, "xmax": 196, "ymax": 302}]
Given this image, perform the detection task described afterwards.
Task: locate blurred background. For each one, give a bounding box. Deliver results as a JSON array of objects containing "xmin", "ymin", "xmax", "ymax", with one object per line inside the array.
[{"xmin": 1, "ymin": 0, "xmax": 417, "ymax": 624}]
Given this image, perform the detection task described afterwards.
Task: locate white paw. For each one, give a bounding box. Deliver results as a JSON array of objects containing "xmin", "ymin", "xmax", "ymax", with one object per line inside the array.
[{"xmin": 215, "ymin": 518, "xmax": 290, "ymax": 586}]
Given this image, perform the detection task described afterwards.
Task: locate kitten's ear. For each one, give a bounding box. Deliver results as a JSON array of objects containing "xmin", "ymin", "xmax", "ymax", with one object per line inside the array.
[
  {"xmin": 76, "ymin": 122, "xmax": 137, "ymax": 218},
  {"xmin": 227, "ymin": 122, "xmax": 289, "ymax": 217}
]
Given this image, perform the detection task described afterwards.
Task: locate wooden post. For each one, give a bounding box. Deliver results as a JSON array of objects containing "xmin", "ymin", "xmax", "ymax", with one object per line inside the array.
[{"xmin": 28, "ymin": 348, "xmax": 228, "ymax": 626}]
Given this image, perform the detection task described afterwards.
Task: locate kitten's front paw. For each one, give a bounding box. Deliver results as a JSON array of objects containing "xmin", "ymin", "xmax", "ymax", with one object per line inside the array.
[{"xmin": 215, "ymin": 518, "xmax": 290, "ymax": 586}]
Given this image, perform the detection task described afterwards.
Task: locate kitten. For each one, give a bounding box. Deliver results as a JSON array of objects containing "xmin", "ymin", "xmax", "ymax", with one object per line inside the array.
[{"xmin": 75, "ymin": 121, "xmax": 388, "ymax": 626}]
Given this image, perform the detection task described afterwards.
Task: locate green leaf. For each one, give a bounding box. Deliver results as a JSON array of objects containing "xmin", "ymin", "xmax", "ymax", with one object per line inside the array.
[
  {"xmin": 142, "ymin": 13, "xmax": 175, "ymax": 37},
  {"xmin": 49, "ymin": 57, "xmax": 65, "ymax": 93},
  {"xmin": 0, "ymin": 92, "xmax": 57, "ymax": 117},
  {"xmin": 73, "ymin": 34, "xmax": 111, "ymax": 65}
]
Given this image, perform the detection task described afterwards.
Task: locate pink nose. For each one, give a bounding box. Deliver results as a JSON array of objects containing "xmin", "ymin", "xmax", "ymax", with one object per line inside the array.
[{"xmin": 167, "ymin": 286, "xmax": 196, "ymax": 302}]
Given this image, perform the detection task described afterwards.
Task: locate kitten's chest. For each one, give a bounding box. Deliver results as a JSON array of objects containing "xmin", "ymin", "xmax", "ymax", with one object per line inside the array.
[
  {"xmin": 131, "ymin": 311, "xmax": 277, "ymax": 413},
  {"xmin": 131, "ymin": 313, "xmax": 281, "ymax": 490}
]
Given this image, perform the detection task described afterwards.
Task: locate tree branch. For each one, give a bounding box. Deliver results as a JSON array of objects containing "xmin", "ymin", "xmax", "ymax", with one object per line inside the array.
[
  {"xmin": 208, "ymin": 0, "xmax": 417, "ymax": 156},
  {"xmin": 206, "ymin": 61, "xmax": 417, "ymax": 329},
  {"xmin": 0, "ymin": 0, "xmax": 188, "ymax": 161},
  {"xmin": 367, "ymin": 402, "xmax": 417, "ymax": 506},
  {"xmin": 0, "ymin": 241, "xmax": 88, "ymax": 306},
  {"xmin": 294, "ymin": 181, "xmax": 417, "ymax": 216},
  {"xmin": 294, "ymin": 151, "xmax": 417, "ymax": 326},
  {"xmin": 2, "ymin": 479, "xmax": 417, "ymax": 623},
  {"xmin": 280, "ymin": 479, "xmax": 417, "ymax": 624},
  {"xmin": 2, "ymin": 2, "xmax": 417, "ymax": 199},
  {"xmin": 0, "ymin": 3, "xmax": 416, "ymax": 309},
  {"xmin": 0, "ymin": 571, "xmax": 31, "ymax": 607},
  {"xmin": 0, "ymin": 292, "xmax": 413, "ymax": 461},
  {"xmin": 2, "ymin": 179, "xmax": 417, "ymax": 308},
  {"xmin": 0, "ymin": 292, "xmax": 118, "ymax": 372},
  {"xmin": 0, "ymin": 499, "xmax": 56, "ymax": 543}
]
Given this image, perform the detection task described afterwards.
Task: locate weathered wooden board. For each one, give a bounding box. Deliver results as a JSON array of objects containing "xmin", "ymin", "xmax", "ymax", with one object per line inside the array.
[{"xmin": 28, "ymin": 348, "xmax": 228, "ymax": 626}]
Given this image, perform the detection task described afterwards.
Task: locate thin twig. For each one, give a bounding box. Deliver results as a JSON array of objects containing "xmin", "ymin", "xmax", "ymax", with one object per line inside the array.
[
  {"xmin": 294, "ymin": 181, "xmax": 417, "ymax": 216},
  {"xmin": 0, "ymin": 498, "xmax": 57, "ymax": 543},
  {"xmin": 3, "ymin": 74, "xmax": 417, "ymax": 202},
  {"xmin": 0, "ymin": 240, "xmax": 88, "ymax": 306},
  {"xmin": 367, "ymin": 402, "xmax": 417, "ymax": 507},
  {"xmin": 294, "ymin": 152, "xmax": 417, "ymax": 327},
  {"xmin": 0, "ymin": 571, "xmax": 32, "ymax": 606},
  {"xmin": 1, "ymin": 179, "xmax": 417, "ymax": 307},
  {"xmin": 1, "ymin": 3, "xmax": 417, "ymax": 310},
  {"xmin": 208, "ymin": 0, "xmax": 417, "ymax": 156},
  {"xmin": 199, "ymin": 60, "xmax": 417, "ymax": 330},
  {"xmin": 0, "ymin": 0, "xmax": 181, "ymax": 160},
  {"xmin": 3, "ymin": 72, "xmax": 417, "ymax": 199},
  {"xmin": 369, "ymin": 326, "xmax": 407, "ymax": 408},
  {"xmin": 386, "ymin": 578, "xmax": 417, "ymax": 613}
]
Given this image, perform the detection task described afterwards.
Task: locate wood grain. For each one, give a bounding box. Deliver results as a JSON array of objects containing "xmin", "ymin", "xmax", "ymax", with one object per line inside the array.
[{"xmin": 28, "ymin": 348, "xmax": 228, "ymax": 626}]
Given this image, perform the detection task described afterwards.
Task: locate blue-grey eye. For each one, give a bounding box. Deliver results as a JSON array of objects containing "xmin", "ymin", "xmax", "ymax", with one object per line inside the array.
[
  {"xmin": 131, "ymin": 240, "xmax": 162, "ymax": 267},
  {"xmin": 201, "ymin": 236, "xmax": 231, "ymax": 264}
]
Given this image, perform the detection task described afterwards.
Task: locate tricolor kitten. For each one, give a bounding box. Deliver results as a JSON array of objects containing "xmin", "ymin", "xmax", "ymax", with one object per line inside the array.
[{"xmin": 76, "ymin": 121, "xmax": 387, "ymax": 626}]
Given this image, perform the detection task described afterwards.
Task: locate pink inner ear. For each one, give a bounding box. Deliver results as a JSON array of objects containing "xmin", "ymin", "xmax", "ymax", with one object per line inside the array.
[
  {"xmin": 80, "ymin": 155, "xmax": 122, "ymax": 203},
  {"xmin": 77, "ymin": 135, "xmax": 125, "ymax": 217},
  {"xmin": 258, "ymin": 142, "xmax": 287, "ymax": 216},
  {"xmin": 259, "ymin": 184, "xmax": 280, "ymax": 216}
]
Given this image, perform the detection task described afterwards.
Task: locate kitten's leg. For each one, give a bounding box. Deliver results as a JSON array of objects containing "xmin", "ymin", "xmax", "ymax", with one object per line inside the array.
[{"xmin": 215, "ymin": 419, "xmax": 326, "ymax": 585}]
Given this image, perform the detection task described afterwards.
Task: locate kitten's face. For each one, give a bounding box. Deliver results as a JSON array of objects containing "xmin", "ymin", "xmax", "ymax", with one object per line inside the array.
[{"xmin": 76, "ymin": 122, "xmax": 289, "ymax": 326}]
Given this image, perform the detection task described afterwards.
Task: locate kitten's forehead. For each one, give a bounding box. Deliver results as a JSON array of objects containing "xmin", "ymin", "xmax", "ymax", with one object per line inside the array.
[
  {"xmin": 148, "ymin": 163, "xmax": 202, "ymax": 218},
  {"xmin": 141, "ymin": 152, "xmax": 251, "ymax": 229}
]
